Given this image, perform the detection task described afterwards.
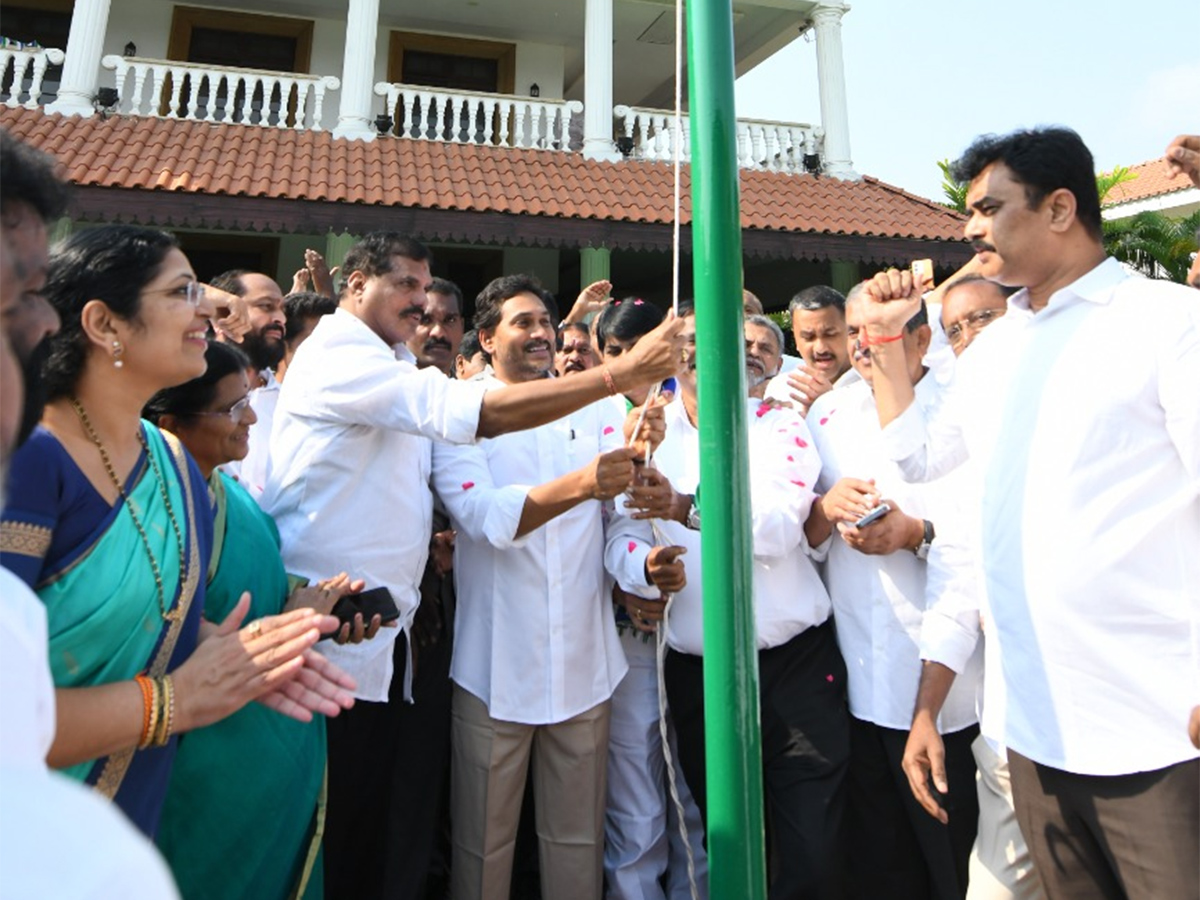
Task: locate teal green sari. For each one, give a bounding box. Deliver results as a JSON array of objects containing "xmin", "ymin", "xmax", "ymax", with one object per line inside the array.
[
  {"xmin": 156, "ymin": 472, "xmax": 326, "ymax": 900},
  {"xmin": 0, "ymin": 424, "xmax": 208, "ymax": 836}
]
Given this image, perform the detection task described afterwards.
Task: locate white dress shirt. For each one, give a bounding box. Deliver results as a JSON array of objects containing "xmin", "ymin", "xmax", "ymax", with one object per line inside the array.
[
  {"xmin": 0, "ymin": 567, "xmax": 180, "ymax": 899},
  {"xmin": 432, "ymin": 377, "xmax": 630, "ymax": 725},
  {"xmin": 261, "ymin": 308, "xmax": 488, "ymax": 701},
  {"xmin": 883, "ymin": 258, "xmax": 1200, "ymax": 775},
  {"xmin": 613, "ymin": 396, "xmax": 831, "ymax": 656},
  {"xmin": 810, "ymin": 377, "xmax": 981, "ymax": 733},
  {"xmin": 763, "ymin": 363, "xmax": 862, "ymax": 408},
  {"xmin": 222, "ymin": 368, "xmax": 280, "ymax": 502}
]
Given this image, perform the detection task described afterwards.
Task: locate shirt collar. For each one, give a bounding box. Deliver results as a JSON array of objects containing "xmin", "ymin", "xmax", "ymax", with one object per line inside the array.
[{"xmin": 1008, "ymin": 256, "xmax": 1128, "ymax": 313}]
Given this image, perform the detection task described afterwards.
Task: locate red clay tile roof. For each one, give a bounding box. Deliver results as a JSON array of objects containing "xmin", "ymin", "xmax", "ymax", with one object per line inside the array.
[
  {"xmin": 1104, "ymin": 156, "xmax": 1197, "ymax": 206},
  {"xmin": 3, "ymin": 106, "xmax": 965, "ymax": 243}
]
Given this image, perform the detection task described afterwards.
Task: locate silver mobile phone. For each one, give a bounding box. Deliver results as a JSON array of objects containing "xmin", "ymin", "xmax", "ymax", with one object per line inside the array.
[{"xmin": 855, "ymin": 503, "xmax": 892, "ymax": 529}]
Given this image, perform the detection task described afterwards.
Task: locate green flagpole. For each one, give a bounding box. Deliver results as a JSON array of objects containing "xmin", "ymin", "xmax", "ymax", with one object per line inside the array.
[{"xmin": 685, "ymin": 1, "xmax": 767, "ymax": 898}]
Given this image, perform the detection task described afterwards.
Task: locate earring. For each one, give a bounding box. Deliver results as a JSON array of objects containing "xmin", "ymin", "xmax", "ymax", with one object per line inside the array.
[{"xmin": 112, "ymin": 340, "xmax": 124, "ymax": 369}]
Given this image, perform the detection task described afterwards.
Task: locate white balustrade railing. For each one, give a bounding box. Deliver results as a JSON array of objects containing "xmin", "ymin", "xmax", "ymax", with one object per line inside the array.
[
  {"xmin": 100, "ymin": 56, "xmax": 340, "ymax": 130},
  {"xmin": 374, "ymin": 82, "xmax": 582, "ymax": 151},
  {"xmin": 614, "ymin": 105, "xmax": 824, "ymax": 174},
  {"xmin": 1, "ymin": 45, "xmax": 65, "ymax": 108}
]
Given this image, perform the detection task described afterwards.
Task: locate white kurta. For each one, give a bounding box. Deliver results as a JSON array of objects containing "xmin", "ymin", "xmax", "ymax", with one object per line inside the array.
[
  {"xmin": 884, "ymin": 258, "xmax": 1200, "ymax": 775},
  {"xmin": 432, "ymin": 377, "xmax": 630, "ymax": 725},
  {"xmin": 262, "ymin": 308, "xmax": 487, "ymax": 701},
  {"xmin": 614, "ymin": 396, "xmax": 830, "ymax": 656},
  {"xmin": 810, "ymin": 376, "xmax": 981, "ymax": 733}
]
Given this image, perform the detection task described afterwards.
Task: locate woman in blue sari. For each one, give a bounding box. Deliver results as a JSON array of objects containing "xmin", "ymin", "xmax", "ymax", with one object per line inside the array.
[
  {"xmin": 0, "ymin": 226, "xmax": 355, "ymax": 838},
  {"xmin": 145, "ymin": 340, "xmax": 369, "ymax": 900}
]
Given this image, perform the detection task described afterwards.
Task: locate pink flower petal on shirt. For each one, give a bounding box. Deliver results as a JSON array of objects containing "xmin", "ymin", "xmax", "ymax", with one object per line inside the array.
[
  {"xmin": 462, "ymin": 481, "xmax": 475, "ymax": 490},
  {"xmin": 794, "ymin": 436, "xmax": 808, "ymax": 448},
  {"xmin": 791, "ymin": 479, "xmax": 806, "ymax": 488},
  {"xmin": 627, "ymin": 541, "xmax": 637, "ymax": 553},
  {"xmin": 603, "ymin": 426, "xmax": 615, "ymax": 435},
  {"xmin": 825, "ymin": 673, "xmax": 834, "ymax": 683},
  {"xmin": 787, "ymin": 455, "xmax": 794, "ymax": 462},
  {"xmin": 755, "ymin": 403, "xmax": 770, "ymax": 418}
]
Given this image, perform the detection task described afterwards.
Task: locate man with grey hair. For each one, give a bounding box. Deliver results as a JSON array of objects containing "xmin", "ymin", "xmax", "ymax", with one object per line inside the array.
[{"xmin": 744, "ymin": 313, "xmax": 785, "ymax": 400}]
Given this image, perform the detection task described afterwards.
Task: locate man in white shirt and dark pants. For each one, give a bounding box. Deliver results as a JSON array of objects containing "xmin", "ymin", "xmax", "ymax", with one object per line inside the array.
[
  {"xmin": 262, "ymin": 237, "xmax": 688, "ymax": 900},
  {"xmin": 807, "ymin": 294, "xmax": 982, "ymax": 899},
  {"xmin": 861, "ymin": 127, "xmax": 1199, "ymax": 900},
  {"xmin": 621, "ymin": 306, "xmax": 850, "ymax": 900}
]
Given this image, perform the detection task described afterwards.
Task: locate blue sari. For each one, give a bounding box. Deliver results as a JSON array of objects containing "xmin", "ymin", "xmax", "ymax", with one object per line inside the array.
[{"xmin": 0, "ymin": 422, "xmax": 211, "ymax": 837}]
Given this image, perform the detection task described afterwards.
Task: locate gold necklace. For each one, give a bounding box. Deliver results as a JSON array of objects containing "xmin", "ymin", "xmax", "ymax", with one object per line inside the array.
[{"xmin": 69, "ymin": 398, "xmax": 185, "ymax": 623}]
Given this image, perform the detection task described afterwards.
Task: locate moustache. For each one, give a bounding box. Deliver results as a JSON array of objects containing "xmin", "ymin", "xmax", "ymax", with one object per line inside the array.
[
  {"xmin": 972, "ymin": 241, "xmax": 998, "ymax": 254},
  {"xmin": 423, "ymin": 337, "xmax": 452, "ymax": 352}
]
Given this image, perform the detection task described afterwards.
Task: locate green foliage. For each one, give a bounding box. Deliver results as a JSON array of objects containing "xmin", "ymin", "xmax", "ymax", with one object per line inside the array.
[
  {"xmin": 1095, "ymin": 165, "xmax": 1137, "ymax": 204},
  {"xmin": 938, "ymin": 159, "xmax": 968, "ymax": 214},
  {"xmin": 1102, "ymin": 209, "xmax": 1200, "ymax": 283}
]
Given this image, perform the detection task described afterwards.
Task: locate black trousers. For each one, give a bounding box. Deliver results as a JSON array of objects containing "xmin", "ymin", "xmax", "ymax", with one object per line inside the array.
[
  {"xmin": 323, "ymin": 624, "xmax": 454, "ymax": 900},
  {"xmin": 844, "ymin": 716, "xmax": 979, "ymax": 900},
  {"xmin": 1009, "ymin": 750, "xmax": 1199, "ymax": 900},
  {"xmin": 664, "ymin": 620, "xmax": 851, "ymax": 900}
]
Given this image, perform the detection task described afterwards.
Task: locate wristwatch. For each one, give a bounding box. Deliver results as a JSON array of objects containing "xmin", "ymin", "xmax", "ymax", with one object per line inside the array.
[
  {"xmin": 913, "ymin": 519, "xmax": 935, "ymax": 560},
  {"xmin": 684, "ymin": 494, "xmax": 701, "ymax": 531}
]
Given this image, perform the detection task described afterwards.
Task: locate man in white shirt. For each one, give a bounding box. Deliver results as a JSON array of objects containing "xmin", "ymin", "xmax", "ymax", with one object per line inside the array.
[
  {"xmin": 261, "ymin": 235, "xmax": 687, "ymax": 900},
  {"xmin": 431, "ymin": 274, "xmax": 685, "ymax": 900},
  {"xmin": 807, "ymin": 292, "xmax": 982, "ymax": 899},
  {"xmin": 861, "ymin": 127, "xmax": 1199, "ymax": 900},
  {"xmin": 620, "ymin": 306, "xmax": 850, "ymax": 900},
  {"xmin": 744, "ymin": 313, "xmax": 784, "ymax": 400},
  {"xmin": 211, "ymin": 268, "xmax": 287, "ymax": 499},
  {"xmin": 902, "ymin": 282, "xmax": 1044, "ymax": 900},
  {"xmin": 764, "ymin": 284, "xmax": 856, "ymax": 414}
]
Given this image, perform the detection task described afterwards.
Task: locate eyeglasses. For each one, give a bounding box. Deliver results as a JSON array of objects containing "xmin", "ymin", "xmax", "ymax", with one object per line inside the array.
[
  {"xmin": 944, "ymin": 307, "xmax": 1006, "ymax": 346},
  {"xmin": 190, "ymin": 396, "xmax": 252, "ymax": 424},
  {"xmin": 144, "ymin": 282, "xmax": 206, "ymax": 307}
]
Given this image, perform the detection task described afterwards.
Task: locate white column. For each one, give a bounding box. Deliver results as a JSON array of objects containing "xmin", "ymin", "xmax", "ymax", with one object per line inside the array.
[
  {"xmin": 45, "ymin": 0, "xmax": 112, "ymax": 117},
  {"xmin": 332, "ymin": 0, "xmax": 380, "ymax": 142},
  {"xmin": 811, "ymin": 1, "xmax": 858, "ymax": 180},
  {"xmin": 582, "ymin": 0, "xmax": 620, "ymax": 161}
]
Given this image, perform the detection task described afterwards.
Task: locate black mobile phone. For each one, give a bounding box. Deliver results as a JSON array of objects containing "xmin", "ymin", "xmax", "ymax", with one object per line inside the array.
[
  {"xmin": 855, "ymin": 502, "xmax": 892, "ymax": 529},
  {"xmin": 327, "ymin": 587, "xmax": 400, "ymax": 637},
  {"xmin": 354, "ymin": 587, "xmax": 401, "ymax": 624}
]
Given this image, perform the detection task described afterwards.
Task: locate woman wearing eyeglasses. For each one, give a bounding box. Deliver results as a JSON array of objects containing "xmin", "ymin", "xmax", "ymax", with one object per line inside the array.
[
  {"xmin": 0, "ymin": 225, "xmax": 356, "ymax": 843},
  {"xmin": 144, "ymin": 338, "xmax": 372, "ymax": 900}
]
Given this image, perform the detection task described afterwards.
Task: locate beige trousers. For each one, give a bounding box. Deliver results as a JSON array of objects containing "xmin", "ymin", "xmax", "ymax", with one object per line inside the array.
[
  {"xmin": 450, "ymin": 684, "xmax": 611, "ymax": 900},
  {"xmin": 967, "ymin": 735, "xmax": 1045, "ymax": 900}
]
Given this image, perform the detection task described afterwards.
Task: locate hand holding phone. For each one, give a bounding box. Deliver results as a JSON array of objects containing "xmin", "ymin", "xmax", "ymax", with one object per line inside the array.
[{"xmin": 855, "ymin": 502, "xmax": 892, "ymax": 529}]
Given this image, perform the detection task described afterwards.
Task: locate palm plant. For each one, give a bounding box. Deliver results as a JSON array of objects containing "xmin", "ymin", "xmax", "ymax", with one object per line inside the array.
[{"xmin": 1102, "ymin": 209, "xmax": 1200, "ymax": 282}]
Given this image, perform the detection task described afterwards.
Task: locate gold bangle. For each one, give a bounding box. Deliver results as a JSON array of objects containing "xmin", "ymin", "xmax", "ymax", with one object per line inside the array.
[{"xmin": 160, "ymin": 675, "xmax": 176, "ymax": 746}]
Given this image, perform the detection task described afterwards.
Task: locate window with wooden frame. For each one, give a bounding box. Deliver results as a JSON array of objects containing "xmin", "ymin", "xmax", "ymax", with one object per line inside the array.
[
  {"xmin": 165, "ymin": 6, "xmax": 313, "ymax": 125},
  {"xmin": 384, "ymin": 32, "xmax": 518, "ymax": 141}
]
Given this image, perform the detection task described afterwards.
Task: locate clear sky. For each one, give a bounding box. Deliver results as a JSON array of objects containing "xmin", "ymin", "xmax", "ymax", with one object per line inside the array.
[{"xmin": 734, "ymin": 0, "xmax": 1199, "ymax": 203}]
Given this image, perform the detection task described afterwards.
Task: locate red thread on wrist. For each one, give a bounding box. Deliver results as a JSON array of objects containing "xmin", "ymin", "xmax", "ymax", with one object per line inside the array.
[{"xmin": 863, "ymin": 331, "xmax": 905, "ymax": 347}]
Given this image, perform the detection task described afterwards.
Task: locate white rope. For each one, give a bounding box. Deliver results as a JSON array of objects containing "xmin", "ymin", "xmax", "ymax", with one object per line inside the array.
[
  {"xmin": 670, "ymin": 0, "xmax": 684, "ymax": 318},
  {"xmin": 618, "ymin": 1, "xmax": 699, "ymax": 894},
  {"xmin": 660, "ymin": 0, "xmax": 700, "ymax": 895}
]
